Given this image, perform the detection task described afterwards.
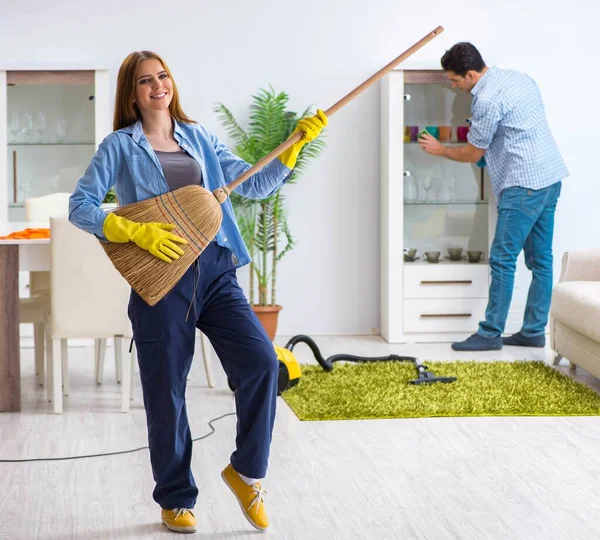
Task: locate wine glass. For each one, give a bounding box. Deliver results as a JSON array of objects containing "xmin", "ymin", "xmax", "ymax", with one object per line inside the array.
[
  {"xmin": 430, "ymin": 176, "xmax": 443, "ymax": 201},
  {"xmin": 447, "ymin": 176, "xmax": 456, "ymax": 202},
  {"xmin": 421, "ymin": 176, "xmax": 433, "ymax": 202},
  {"xmin": 22, "ymin": 113, "xmax": 33, "ymax": 142},
  {"xmin": 9, "ymin": 112, "xmax": 20, "ymax": 143},
  {"xmin": 55, "ymin": 118, "xmax": 67, "ymax": 143},
  {"xmin": 35, "ymin": 113, "xmax": 46, "ymax": 143}
]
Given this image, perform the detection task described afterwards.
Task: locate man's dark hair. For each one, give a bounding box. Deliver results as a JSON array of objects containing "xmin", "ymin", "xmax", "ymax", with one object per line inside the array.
[{"xmin": 441, "ymin": 42, "xmax": 486, "ymax": 76}]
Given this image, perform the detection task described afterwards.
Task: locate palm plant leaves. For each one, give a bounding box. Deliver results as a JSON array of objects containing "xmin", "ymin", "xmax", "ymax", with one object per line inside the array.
[
  {"xmin": 212, "ymin": 104, "xmax": 252, "ymax": 157},
  {"xmin": 275, "ymin": 199, "xmax": 295, "ymax": 263},
  {"xmin": 213, "ymin": 87, "xmax": 326, "ymax": 305},
  {"xmin": 252, "ymin": 193, "xmax": 294, "ymax": 256},
  {"xmin": 248, "ymin": 87, "xmax": 290, "ymax": 159}
]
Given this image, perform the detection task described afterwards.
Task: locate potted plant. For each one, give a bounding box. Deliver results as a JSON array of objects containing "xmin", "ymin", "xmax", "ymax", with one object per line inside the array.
[
  {"xmin": 214, "ymin": 87, "xmax": 326, "ymax": 339},
  {"xmin": 102, "ymin": 186, "xmax": 117, "ymax": 209}
]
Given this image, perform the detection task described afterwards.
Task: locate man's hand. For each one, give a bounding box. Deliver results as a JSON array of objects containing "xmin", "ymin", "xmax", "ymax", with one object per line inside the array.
[
  {"xmin": 418, "ymin": 132, "xmax": 444, "ymax": 156},
  {"xmin": 418, "ymin": 133, "xmax": 485, "ymax": 164}
]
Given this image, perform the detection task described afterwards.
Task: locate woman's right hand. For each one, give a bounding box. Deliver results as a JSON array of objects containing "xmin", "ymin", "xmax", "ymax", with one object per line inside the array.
[{"xmin": 103, "ymin": 213, "xmax": 187, "ymax": 263}]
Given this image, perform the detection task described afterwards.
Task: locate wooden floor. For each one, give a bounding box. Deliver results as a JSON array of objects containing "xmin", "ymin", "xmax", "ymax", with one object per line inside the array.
[{"xmin": 1, "ymin": 335, "xmax": 600, "ymax": 539}]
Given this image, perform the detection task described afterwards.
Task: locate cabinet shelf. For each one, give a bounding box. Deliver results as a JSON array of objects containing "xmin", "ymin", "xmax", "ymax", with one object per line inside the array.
[
  {"xmin": 8, "ymin": 143, "xmax": 95, "ymax": 147},
  {"xmin": 404, "ymin": 141, "xmax": 468, "ymax": 146},
  {"xmin": 405, "ymin": 200, "xmax": 488, "ymax": 206},
  {"xmin": 403, "ymin": 259, "xmax": 488, "ymax": 266}
]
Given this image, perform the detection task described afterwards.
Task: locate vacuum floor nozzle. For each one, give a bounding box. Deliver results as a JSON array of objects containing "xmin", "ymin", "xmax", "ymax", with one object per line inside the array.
[{"xmin": 409, "ymin": 365, "xmax": 457, "ymax": 385}]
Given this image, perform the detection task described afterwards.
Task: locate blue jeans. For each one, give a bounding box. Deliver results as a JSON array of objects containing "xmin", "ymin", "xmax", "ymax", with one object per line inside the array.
[
  {"xmin": 478, "ymin": 182, "xmax": 562, "ymax": 339},
  {"xmin": 128, "ymin": 242, "xmax": 278, "ymax": 509}
]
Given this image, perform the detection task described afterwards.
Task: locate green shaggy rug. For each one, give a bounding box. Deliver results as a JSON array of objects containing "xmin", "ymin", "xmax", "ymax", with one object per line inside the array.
[{"xmin": 281, "ymin": 361, "xmax": 600, "ymax": 421}]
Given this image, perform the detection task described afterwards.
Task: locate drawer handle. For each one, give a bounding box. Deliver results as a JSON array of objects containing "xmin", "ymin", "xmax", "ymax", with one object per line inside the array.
[
  {"xmin": 420, "ymin": 280, "xmax": 473, "ymax": 285},
  {"xmin": 420, "ymin": 313, "xmax": 472, "ymax": 318},
  {"xmin": 13, "ymin": 151, "xmax": 17, "ymax": 204}
]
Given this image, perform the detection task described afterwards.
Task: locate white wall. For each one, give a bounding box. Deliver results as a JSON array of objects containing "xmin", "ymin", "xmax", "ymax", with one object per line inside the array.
[{"xmin": 1, "ymin": 0, "xmax": 597, "ymax": 336}]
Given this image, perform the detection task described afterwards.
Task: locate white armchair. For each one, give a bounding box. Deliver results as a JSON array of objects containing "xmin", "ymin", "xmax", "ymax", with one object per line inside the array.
[{"xmin": 550, "ymin": 249, "xmax": 600, "ymax": 378}]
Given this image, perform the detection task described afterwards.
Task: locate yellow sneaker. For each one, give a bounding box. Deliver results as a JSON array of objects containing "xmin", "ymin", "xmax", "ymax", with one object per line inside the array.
[
  {"xmin": 161, "ymin": 508, "xmax": 197, "ymax": 534},
  {"xmin": 221, "ymin": 464, "xmax": 269, "ymax": 531}
]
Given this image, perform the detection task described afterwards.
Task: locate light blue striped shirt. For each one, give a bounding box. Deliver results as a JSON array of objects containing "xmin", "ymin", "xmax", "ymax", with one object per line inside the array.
[{"xmin": 467, "ymin": 66, "xmax": 568, "ymax": 198}]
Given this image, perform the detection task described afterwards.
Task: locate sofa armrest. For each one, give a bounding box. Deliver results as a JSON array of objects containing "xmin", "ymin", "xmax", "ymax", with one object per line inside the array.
[{"xmin": 558, "ymin": 249, "xmax": 600, "ymax": 282}]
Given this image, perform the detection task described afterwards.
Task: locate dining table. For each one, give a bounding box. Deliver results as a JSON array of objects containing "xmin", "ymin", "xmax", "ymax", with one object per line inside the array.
[{"xmin": 0, "ymin": 221, "xmax": 50, "ymax": 412}]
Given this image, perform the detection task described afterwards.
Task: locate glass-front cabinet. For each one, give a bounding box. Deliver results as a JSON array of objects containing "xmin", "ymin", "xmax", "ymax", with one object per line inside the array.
[
  {"xmin": 380, "ymin": 69, "xmax": 496, "ymax": 343},
  {"xmin": 0, "ymin": 69, "xmax": 111, "ymax": 222}
]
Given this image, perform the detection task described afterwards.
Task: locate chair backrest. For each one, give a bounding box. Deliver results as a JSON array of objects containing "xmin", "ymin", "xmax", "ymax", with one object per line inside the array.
[
  {"xmin": 49, "ymin": 217, "xmax": 133, "ymax": 339},
  {"xmin": 25, "ymin": 193, "xmax": 72, "ymax": 295},
  {"xmin": 25, "ymin": 193, "xmax": 72, "ymax": 221}
]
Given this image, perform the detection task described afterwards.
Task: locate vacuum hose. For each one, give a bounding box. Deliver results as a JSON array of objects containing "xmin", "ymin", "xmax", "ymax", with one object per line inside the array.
[
  {"xmin": 284, "ymin": 334, "xmax": 418, "ymax": 372},
  {"xmin": 284, "ymin": 334, "xmax": 457, "ymax": 385}
]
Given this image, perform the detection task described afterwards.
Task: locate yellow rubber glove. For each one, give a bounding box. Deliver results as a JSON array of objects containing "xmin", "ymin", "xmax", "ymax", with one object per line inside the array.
[
  {"xmin": 102, "ymin": 212, "xmax": 187, "ymax": 263},
  {"xmin": 278, "ymin": 109, "xmax": 328, "ymax": 169}
]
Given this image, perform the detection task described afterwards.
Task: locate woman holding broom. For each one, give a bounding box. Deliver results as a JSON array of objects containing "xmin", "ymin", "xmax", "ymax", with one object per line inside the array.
[{"xmin": 68, "ymin": 50, "xmax": 327, "ymax": 534}]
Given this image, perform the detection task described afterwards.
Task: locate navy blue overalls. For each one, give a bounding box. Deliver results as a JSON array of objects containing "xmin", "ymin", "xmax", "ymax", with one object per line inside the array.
[{"xmin": 128, "ymin": 241, "xmax": 279, "ymax": 510}]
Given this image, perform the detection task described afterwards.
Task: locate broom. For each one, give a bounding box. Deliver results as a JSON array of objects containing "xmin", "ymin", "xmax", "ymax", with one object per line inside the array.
[{"xmin": 102, "ymin": 26, "xmax": 444, "ymax": 306}]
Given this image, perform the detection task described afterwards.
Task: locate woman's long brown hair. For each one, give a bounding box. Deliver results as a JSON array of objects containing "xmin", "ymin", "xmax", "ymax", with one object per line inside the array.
[{"xmin": 113, "ymin": 51, "xmax": 196, "ymax": 131}]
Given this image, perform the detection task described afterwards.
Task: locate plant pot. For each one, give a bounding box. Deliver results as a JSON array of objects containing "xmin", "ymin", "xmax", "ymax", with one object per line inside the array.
[{"xmin": 252, "ymin": 305, "xmax": 282, "ymax": 341}]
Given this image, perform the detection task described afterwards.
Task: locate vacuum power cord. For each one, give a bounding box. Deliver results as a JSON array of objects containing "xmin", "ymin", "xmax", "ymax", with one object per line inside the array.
[{"xmin": 0, "ymin": 412, "xmax": 236, "ymax": 463}]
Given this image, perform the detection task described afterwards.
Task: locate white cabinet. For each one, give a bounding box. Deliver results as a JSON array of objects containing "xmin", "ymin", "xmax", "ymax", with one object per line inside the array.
[
  {"xmin": 0, "ymin": 68, "xmax": 111, "ymax": 222},
  {"xmin": 380, "ymin": 69, "xmax": 496, "ymax": 343},
  {"xmin": 403, "ymin": 264, "xmax": 490, "ymax": 299}
]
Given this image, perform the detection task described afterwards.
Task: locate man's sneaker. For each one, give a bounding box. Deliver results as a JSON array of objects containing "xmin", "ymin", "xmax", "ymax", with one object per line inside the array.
[
  {"xmin": 502, "ymin": 331, "xmax": 545, "ymax": 348},
  {"xmin": 451, "ymin": 333, "xmax": 503, "ymax": 351},
  {"xmin": 161, "ymin": 508, "xmax": 197, "ymax": 534},
  {"xmin": 221, "ymin": 464, "xmax": 268, "ymax": 531}
]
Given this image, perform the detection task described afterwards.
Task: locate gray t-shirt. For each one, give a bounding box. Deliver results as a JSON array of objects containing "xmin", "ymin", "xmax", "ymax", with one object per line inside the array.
[{"xmin": 155, "ymin": 150, "xmax": 203, "ymax": 191}]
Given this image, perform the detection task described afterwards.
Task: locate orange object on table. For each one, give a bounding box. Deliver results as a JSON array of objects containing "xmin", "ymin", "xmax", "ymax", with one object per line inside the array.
[{"xmin": 0, "ymin": 228, "xmax": 50, "ymax": 240}]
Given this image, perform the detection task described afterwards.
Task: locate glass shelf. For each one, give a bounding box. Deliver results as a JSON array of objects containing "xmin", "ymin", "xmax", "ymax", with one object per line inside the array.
[
  {"xmin": 7, "ymin": 143, "xmax": 95, "ymax": 147},
  {"xmin": 405, "ymin": 200, "xmax": 488, "ymax": 206},
  {"xmin": 404, "ymin": 141, "xmax": 468, "ymax": 146},
  {"xmin": 403, "ymin": 259, "xmax": 488, "ymax": 265}
]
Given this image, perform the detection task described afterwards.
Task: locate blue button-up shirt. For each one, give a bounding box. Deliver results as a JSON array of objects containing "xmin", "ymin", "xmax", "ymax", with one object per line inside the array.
[
  {"xmin": 68, "ymin": 119, "xmax": 293, "ymax": 268},
  {"xmin": 467, "ymin": 66, "xmax": 568, "ymax": 198}
]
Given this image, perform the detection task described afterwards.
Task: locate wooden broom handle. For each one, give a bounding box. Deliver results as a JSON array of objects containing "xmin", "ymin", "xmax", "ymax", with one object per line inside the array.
[{"xmin": 213, "ymin": 25, "xmax": 444, "ymax": 202}]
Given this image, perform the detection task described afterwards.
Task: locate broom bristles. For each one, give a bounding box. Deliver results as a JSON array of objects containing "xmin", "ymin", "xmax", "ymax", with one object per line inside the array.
[{"xmin": 101, "ymin": 185, "xmax": 223, "ymax": 306}]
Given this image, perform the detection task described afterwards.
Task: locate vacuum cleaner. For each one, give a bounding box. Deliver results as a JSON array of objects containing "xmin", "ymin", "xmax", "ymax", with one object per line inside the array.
[{"xmin": 227, "ymin": 334, "xmax": 456, "ymax": 395}]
